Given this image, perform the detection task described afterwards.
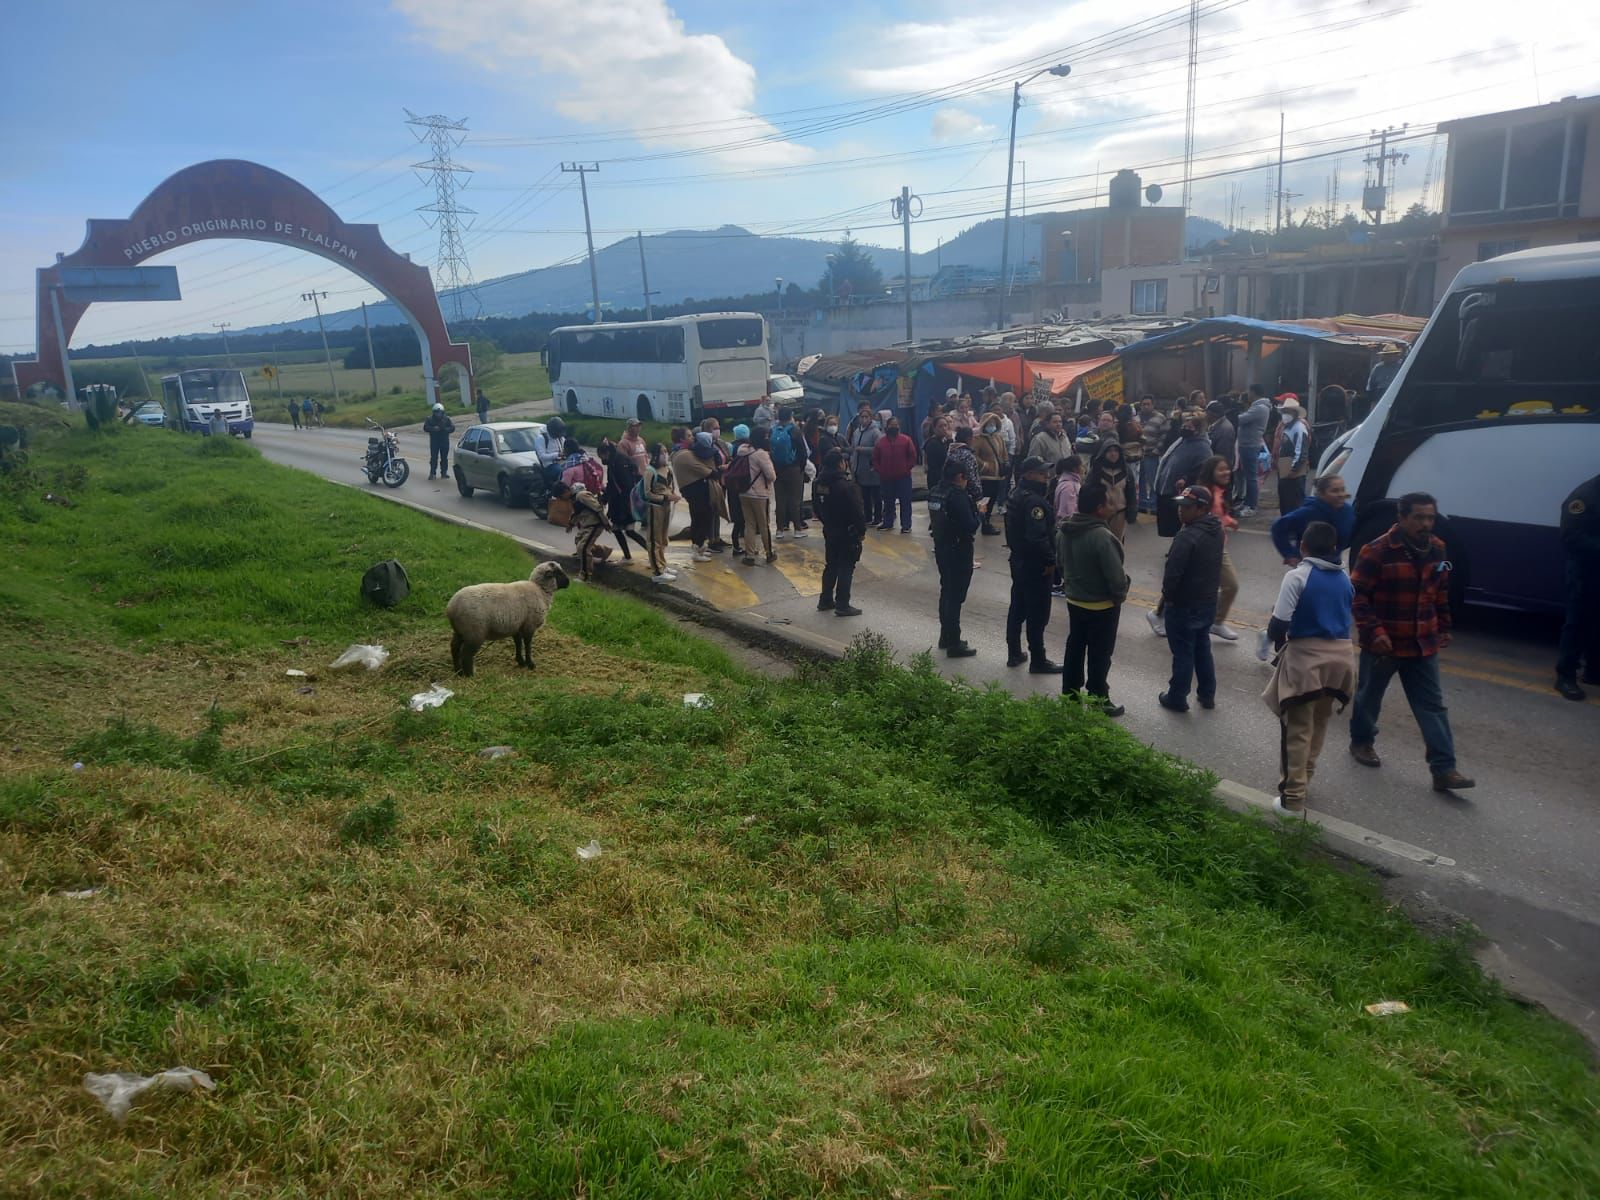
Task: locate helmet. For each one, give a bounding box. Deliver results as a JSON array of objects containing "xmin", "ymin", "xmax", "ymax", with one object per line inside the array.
[{"xmin": 547, "ymin": 416, "xmax": 566, "ymax": 436}]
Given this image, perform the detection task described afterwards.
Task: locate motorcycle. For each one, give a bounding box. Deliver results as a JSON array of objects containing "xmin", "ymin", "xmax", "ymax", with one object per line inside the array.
[{"xmin": 363, "ymin": 420, "xmax": 410, "ymax": 488}]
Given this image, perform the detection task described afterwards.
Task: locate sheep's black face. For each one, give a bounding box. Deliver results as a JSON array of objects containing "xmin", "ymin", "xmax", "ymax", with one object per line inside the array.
[{"xmin": 548, "ymin": 564, "xmax": 570, "ymax": 591}]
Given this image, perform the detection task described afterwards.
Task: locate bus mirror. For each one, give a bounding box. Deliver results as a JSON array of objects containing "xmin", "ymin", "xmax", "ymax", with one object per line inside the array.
[{"xmin": 1455, "ymin": 290, "xmax": 1494, "ymax": 374}]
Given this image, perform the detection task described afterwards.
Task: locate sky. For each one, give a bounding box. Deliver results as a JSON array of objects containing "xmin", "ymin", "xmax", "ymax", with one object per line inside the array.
[{"xmin": 4, "ymin": 0, "xmax": 1599, "ymax": 352}]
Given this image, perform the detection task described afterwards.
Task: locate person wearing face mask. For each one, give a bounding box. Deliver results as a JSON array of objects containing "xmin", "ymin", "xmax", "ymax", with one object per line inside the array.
[
  {"xmin": 974, "ymin": 413, "xmax": 1010, "ymax": 536},
  {"xmin": 870, "ymin": 415, "xmax": 918, "ymax": 533},
  {"xmin": 813, "ymin": 449, "xmax": 867, "ymax": 617}
]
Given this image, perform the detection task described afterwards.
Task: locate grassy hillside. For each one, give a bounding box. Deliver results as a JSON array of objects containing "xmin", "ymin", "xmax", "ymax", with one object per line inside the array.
[{"xmin": 2, "ymin": 427, "xmax": 1597, "ymax": 1197}]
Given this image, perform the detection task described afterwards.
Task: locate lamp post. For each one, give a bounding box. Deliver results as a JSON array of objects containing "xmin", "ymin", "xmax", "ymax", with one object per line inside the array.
[
  {"xmin": 825, "ymin": 253, "xmax": 837, "ymax": 307},
  {"xmin": 998, "ymin": 63, "xmax": 1070, "ymax": 331}
]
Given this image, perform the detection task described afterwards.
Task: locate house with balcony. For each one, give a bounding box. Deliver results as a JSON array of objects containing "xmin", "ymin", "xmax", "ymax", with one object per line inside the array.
[{"xmin": 1434, "ymin": 94, "xmax": 1600, "ymax": 301}]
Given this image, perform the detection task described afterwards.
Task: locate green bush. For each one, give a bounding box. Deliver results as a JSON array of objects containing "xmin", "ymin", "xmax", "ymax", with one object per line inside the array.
[{"xmin": 339, "ymin": 794, "xmax": 398, "ymax": 845}]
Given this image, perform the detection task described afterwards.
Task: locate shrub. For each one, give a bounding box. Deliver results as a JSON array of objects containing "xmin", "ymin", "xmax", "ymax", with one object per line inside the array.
[{"xmin": 339, "ymin": 794, "xmax": 398, "ymax": 845}]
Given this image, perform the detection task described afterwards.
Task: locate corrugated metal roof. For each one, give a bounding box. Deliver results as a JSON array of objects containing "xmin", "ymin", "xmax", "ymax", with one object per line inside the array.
[{"xmin": 1115, "ymin": 315, "xmax": 1405, "ymax": 357}]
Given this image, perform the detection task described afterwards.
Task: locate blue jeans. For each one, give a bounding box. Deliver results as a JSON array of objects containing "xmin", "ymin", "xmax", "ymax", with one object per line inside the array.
[
  {"xmin": 879, "ymin": 476, "xmax": 914, "ymax": 530},
  {"xmin": 1138, "ymin": 456, "xmax": 1159, "ymax": 510},
  {"xmin": 1350, "ymin": 651, "xmax": 1456, "ymax": 773},
  {"xmin": 1164, "ymin": 603, "xmax": 1217, "ymax": 706}
]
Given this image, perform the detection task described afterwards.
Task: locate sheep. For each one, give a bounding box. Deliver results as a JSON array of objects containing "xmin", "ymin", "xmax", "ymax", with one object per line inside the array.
[{"xmin": 446, "ymin": 561, "xmax": 569, "ymax": 676}]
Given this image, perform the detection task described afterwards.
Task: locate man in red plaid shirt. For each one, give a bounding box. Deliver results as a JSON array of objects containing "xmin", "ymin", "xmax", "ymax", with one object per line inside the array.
[{"xmin": 1348, "ymin": 492, "xmax": 1475, "ymax": 792}]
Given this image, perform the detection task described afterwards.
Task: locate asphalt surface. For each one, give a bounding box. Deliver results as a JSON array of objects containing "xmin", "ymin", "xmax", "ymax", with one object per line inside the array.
[{"xmin": 253, "ymin": 420, "xmax": 1600, "ymax": 1047}]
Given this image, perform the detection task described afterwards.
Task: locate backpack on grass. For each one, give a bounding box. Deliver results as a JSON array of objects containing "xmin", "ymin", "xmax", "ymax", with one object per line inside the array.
[{"xmin": 360, "ymin": 559, "xmax": 410, "ymax": 608}]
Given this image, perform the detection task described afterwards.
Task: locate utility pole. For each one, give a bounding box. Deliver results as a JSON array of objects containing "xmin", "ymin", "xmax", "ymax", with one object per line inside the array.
[
  {"xmin": 891, "ymin": 186, "xmax": 922, "ymax": 343},
  {"xmin": 213, "ymin": 322, "xmax": 234, "ymax": 367},
  {"xmin": 563, "ymin": 163, "xmax": 602, "ymax": 323},
  {"xmin": 1275, "ymin": 111, "xmax": 1286, "ymax": 235},
  {"xmin": 301, "ymin": 290, "xmax": 340, "ymax": 403},
  {"xmin": 636, "ymin": 231, "xmax": 657, "ymax": 320},
  {"xmin": 1364, "ymin": 124, "xmax": 1409, "ymax": 228},
  {"xmin": 128, "ymin": 340, "xmax": 151, "ymax": 398},
  {"xmin": 359, "ymin": 301, "xmax": 379, "ymax": 397}
]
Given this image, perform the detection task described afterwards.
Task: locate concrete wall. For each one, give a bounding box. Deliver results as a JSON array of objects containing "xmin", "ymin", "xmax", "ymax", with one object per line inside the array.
[
  {"xmin": 770, "ymin": 296, "xmax": 996, "ymax": 361},
  {"xmin": 1037, "ymin": 207, "xmax": 1186, "ymax": 284},
  {"xmin": 1434, "ymin": 217, "xmax": 1600, "ymax": 303}
]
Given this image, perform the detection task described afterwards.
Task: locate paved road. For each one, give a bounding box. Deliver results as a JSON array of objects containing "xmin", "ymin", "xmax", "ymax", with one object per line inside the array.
[{"xmin": 254, "ymin": 422, "xmax": 1600, "ymax": 1045}]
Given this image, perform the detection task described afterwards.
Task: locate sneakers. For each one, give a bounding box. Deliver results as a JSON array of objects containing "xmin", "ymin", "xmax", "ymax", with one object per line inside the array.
[
  {"xmin": 1197, "ymin": 695, "xmax": 1216, "ymax": 710},
  {"xmin": 1273, "ymin": 795, "xmax": 1306, "ymax": 816},
  {"xmin": 817, "ymin": 598, "xmax": 834, "ymax": 612},
  {"xmin": 776, "ymin": 529, "xmax": 789, "ymax": 541},
  {"xmin": 765, "ymin": 552, "xmax": 778, "ymax": 565},
  {"xmin": 1555, "ymin": 677, "xmax": 1586, "ymax": 701},
  {"xmin": 651, "ymin": 572, "xmax": 675, "ymax": 584},
  {"xmin": 1350, "ymin": 743, "xmax": 1381, "ymax": 768},
  {"xmin": 792, "ymin": 529, "xmax": 810, "ymax": 539},
  {"xmin": 1028, "ymin": 659, "xmax": 1064, "ymax": 675},
  {"xmin": 1157, "ymin": 691, "xmax": 1189, "ymax": 713},
  {"xmin": 1006, "ymin": 652, "xmax": 1028, "ymax": 668},
  {"xmin": 742, "ymin": 555, "xmax": 757, "ymax": 566},
  {"xmin": 945, "ymin": 641, "xmax": 978, "ymax": 658},
  {"xmin": 1050, "ymin": 586, "xmax": 1067, "ymax": 599},
  {"xmin": 899, "ymin": 527, "xmax": 911, "ymax": 535},
  {"xmin": 692, "ymin": 549, "xmax": 713, "ymax": 562},
  {"xmin": 1237, "ymin": 506, "xmax": 1257, "ymax": 518},
  {"xmin": 1146, "ymin": 610, "xmax": 1166, "ymax": 637},
  {"xmin": 835, "ymin": 605, "xmax": 863, "ymax": 617},
  {"xmin": 1211, "ymin": 623, "xmax": 1239, "ymax": 641},
  {"xmin": 1432, "ymin": 769, "xmax": 1476, "ymax": 792}
]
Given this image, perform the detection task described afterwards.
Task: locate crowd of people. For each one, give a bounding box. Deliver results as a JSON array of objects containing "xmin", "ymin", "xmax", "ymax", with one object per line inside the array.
[{"xmin": 539, "ymin": 380, "xmax": 1600, "ymax": 812}]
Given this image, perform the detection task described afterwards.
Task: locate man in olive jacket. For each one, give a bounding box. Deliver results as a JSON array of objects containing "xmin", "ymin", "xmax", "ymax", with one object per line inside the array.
[{"xmin": 1057, "ymin": 483, "xmax": 1131, "ymax": 715}]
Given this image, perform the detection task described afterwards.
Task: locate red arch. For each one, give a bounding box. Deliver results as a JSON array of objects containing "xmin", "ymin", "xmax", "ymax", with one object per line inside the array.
[{"xmin": 11, "ymin": 159, "xmax": 472, "ymax": 402}]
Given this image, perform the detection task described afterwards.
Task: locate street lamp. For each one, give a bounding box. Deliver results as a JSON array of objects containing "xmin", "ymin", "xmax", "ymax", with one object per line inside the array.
[
  {"xmin": 998, "ymin": 62, "xmax": 1070, "ymax": 330},
  {"xmin": 825, "ymin": 254, "xmax": 837, "ymax": 307}
]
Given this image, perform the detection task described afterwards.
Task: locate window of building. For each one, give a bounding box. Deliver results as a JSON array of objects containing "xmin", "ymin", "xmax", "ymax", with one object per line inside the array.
[
  {"xmin": 1131, "ymin": 278, "xmax": 1167, "ymax": 315},
  {"xmin": 1448, "ymin": 115, "xmax": 1589, "ymax": 223},
  {"xmin": 1476, "ymin": 238, "xmax": 1530, "ymax": 261}
]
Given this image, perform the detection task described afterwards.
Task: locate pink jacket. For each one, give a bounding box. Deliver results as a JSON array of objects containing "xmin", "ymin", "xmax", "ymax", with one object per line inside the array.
[
  {"xmin": 618, "ymin": 432, "xmax": 648, "ymax": 473},
  {"xmin": 1054, "ymin": 472, "xmax": 1081, "ymax": 520}
]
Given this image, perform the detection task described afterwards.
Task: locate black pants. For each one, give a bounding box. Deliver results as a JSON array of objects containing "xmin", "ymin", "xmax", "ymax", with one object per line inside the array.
[
  {"xmin": 981, "ymin": 479, "xmax": 1005, "ymax": 528},
  {"xmin": 1277, "ymin": 470, "xmax": 1306, "ymax": 514},
  {"xmin": 1556, "ymin": 559, "xmax": 1600, "ymax": 681},
  {"xmin": 935, "ymin": 540, "xmax": 974, "ymax": 647},
  {"xmin": 289, "ymin": 408, "xmax": 301, "ymax": 429},
  {"xmin": 820, "ymin": 533, "xmax": 862, "ymax": 610},
  {"xmin": 859, "ymin": 483, "xmax": 881, "ymax": 525},
  {"xmin": 1063, "ymin": 602, "xmax": 1122, "ymax": 698},
  {"xmin": 429, "ymin": 436, "xmax": 449, "ymax": 476},
  {"xmin": 1006, "ymin": 560, "xmax": 1052, "ymax": 660}
]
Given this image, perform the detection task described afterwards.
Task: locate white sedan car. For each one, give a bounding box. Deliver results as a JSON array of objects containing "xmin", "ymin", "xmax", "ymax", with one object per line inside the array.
[{"xmin": 768, "ymin": 373, "xmax": 805, "ymax": 405}]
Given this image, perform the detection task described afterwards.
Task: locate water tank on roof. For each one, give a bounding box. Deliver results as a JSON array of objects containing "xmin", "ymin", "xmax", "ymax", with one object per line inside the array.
[{"xmin": 1108, "ymin": 169, "xmax": 1142, "ymax": 209}]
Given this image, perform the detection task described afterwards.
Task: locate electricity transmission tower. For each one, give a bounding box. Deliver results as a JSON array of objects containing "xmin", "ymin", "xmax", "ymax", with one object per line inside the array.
[{"xmin": 406, "ymin": 109, "xmax": 481, "ymax": 325}]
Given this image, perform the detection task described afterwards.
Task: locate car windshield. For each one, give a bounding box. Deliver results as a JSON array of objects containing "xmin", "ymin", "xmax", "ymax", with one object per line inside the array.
[
  {"xmin": 770, "ymin": 375, "xmax": 798, "ymax": 390},
  {"xmin": 496, "ymin": 429, "xmax": 539, "ymax": 453},
  {"xmin": 135, "ymin": 403, "xmax": 162, "ymax": 414}
]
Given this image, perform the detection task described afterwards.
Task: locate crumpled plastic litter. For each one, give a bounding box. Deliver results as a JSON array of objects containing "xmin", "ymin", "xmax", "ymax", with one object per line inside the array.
[
  {"xmin": 479, "ymin": 745, "xmax": 517, "ymax": 759},
  {"xmin": 408, "ymin": 683, "xmax": 454, "ymax": 712},
  {"xmin": 83, "ymin": 1067, "xmax": 215, "ymax": 1125},
  {"xmin": 329, "ymin": 644, "xmax": 389, "ymax": 672},
  {"xmin": 576, "ymin": 840, "xmax": 603, "ymax": 861},
  {"xmin": 1364, "ymin": 1000, "xmax": 1411, "ymax": 1016},
  {"xmin": 71, "ymin": 762, "xmax": 85, "ymax": 771},
  {"xmin": 56, "ymin": 886, "xmax": 103, "ymax": 900},
  {"xmin": 285, "ymin": 669, "xmax": 310, "ymax": 678},
  {"xmin": 682, "ymin": 693, "xmax": 713, "ymax": 709}
]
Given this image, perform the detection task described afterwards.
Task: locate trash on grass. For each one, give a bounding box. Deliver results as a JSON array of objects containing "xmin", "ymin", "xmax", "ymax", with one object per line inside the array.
[
  {"xmin": 329, "ymin": 643, "xmax": 389, "ymax": 672},
  {"xmin": 295, "ymin": 686, "xmax": 316, "ymax": 696},
  {"xmin": 408, "ymin": 683, "xmax": 454, "ymax": 712},
  {"xmin": 682, "ymin": 693, "xmax": 713, "ymax": 709},
  {"xmin": 56, "ymin": 886, "xmax": 104, "ymax": 900},
  {"xmin": 576, "ymin": 840, "xmax": 603, "ymax": 861},
  {"xmin": 285, "ymin": 669, "xmax": 310, "ymax": 678},
  {"xmin": 71, "ymin": 762, "xmax": 84, "ymax": 771},
  {"xmin": 83, "ymin": 1067, "xmax": 215, "ymax": 1125},
  {"xmin": 1364, "ymin": 1000, "xmax": 1411, "ymax": 1016},
  {"xmin": 479, "ymin": 745, "xmax": 517, "ymax": 759}
]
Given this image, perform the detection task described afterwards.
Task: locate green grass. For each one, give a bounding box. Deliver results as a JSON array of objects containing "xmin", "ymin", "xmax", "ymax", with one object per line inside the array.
[
  {"xmin": 562, "ymin": 414, "xmax": 677, "ymax": 448},
  {"xmin": 2, "ymin": 427, "xmax": 1598, "ymax": 1197}
]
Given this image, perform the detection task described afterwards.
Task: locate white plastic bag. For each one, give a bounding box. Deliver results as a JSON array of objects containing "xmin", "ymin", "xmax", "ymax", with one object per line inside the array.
[
  {"xmin": 408, "ymin": 683, "xmax": 454, "ymax": 712},
  {"xmin": 576, "ymin": 840, "xmax": 603, "ymax": 861},
  {"xmin": 682, "ymin": 693, "xmax": 713, "ymax": 709},
  {"xmin": 329, "ymin": 644, "xmax": 389, "ymax": 672},
  {"xmin": 478, "ymin": 745, "xmax": 517, "ymax": 759},
  {"xmin": 83, "ymin": 1067, "xmax": 215, "ymax": 1125}
]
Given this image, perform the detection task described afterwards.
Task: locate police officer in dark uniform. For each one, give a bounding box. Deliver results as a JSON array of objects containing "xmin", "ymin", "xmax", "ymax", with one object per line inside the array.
[
  {"xmin": 1004, "ymin": 456, "xmax": 1062, "ymax": 673},
  {"xmin": 930, "ymin": 458, "xmax": 984, "ymax": 657},
  {"xmin": 815, "ymin": 449, "xmax": 866, "ymax": 618},
  {"xmin": 1555, "ymin": 471, "xmax": 1600, "ymax": 700}
]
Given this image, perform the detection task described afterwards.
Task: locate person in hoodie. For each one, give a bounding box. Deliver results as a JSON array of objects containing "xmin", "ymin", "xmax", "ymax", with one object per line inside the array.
[
  {"xmin": 1157, "ymin": 486, "xmax": 1225, "ymax": 713},
  {"xmin": 973, "ymin": 413, "xmax": 1010, "ymax": 535},
  {"xmin": 1057, "ymin": 483, "xmax": 1131, "ymax": 716},
  {"xmin": 1233, "ymin": 385, "xmax": 1273, "ymax": 516},
  {"xmin": 813, "ymin": 449, "xmax": 867, "ymax": 618},
  {"xmin": 1261, "ymin": 520, "xmax": 1356, "ymax": 815},
  {"xmin": 1271, "ymin": 474, "xmax": 1357, "ymax": 565},
  {"xmin": 1085, "ymin": 439, "xmax": 1138, "ymax": 542}
]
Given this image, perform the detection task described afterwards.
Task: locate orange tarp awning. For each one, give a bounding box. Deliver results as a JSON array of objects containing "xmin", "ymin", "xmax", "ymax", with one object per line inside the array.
[
  {"xmin": 946, "ymin": 358, "xmax": 1028, "ymax": 392},
  {"xmin": 946, "ymin": 353, "xmax": 1118, "ymax": 398},
  {"xmin": 1025, "ymin": 354, "xmax": 1117, "ymax": 396}
]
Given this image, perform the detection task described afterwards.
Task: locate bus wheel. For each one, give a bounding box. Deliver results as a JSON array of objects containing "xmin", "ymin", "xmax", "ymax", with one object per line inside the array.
[
  {"xmin": 637, "ymin": 395, "xmax": 653, "ymax": 423},
  {"xmin": 566, "ymin": 390, "xmax": 579, "ymax": 415}
]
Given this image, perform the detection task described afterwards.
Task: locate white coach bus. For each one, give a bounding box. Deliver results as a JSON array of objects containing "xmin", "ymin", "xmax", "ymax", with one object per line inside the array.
[
  {"xmin": 548, "ymin": 313, "xmax": 770, "ymax": 425},
  {"xmin": 1320, "ymin": 242, "xmax": 1600, "ymax": 612}
]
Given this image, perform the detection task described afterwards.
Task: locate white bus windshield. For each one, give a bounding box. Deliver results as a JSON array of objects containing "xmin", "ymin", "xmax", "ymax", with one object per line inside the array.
[{"xmin": 179, "ymin": 369, "xmax": 250, "ymax": 406}]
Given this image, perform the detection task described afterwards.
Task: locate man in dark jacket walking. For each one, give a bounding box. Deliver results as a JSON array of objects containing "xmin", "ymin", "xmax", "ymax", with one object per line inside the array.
[
  {"xmin": 1153, "ymin": 409, "xmax": 1212, "ymax": 532},
  {"xmin": 814, "ymin": 450, "xmax": 867, "ymax": 618},
  {"xmin": 1004, "ymin": 456, "xmax": 1062, "ymax": 673},
  {"xmin": 930, "ymin": 458, "xmax": 984, "ymax": 657},
  {"xmin": 1057, "ymin": 484, "xmax": 1131, "ymax": 715},
  {"xmin": 1158, "ymin": 486, "xmax": 1225, "ymax": 712},
  {"xmin": 423, "ymin": 402, "xmax": 455, "ymax": 480},
  {"xmin": 1555, "ymin": 471, "xmax": 1600, "ymax": 700},
  {"xmin": 1348, "ymin": 493, "xmax": 1474, "ymax": 791},
  {"xmin": 1234, "ymin": 386, "xmax": 1272, "ymax": 515}
]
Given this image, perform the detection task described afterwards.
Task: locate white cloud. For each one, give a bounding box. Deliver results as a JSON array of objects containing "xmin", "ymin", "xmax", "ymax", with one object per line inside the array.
[
  {"xmin": 392, "ymin": 0, "xmax": 809, "ymax": 165},
  {"xmin": 931, "ymin": 108, "xmax": 995, "ymax": 142}
]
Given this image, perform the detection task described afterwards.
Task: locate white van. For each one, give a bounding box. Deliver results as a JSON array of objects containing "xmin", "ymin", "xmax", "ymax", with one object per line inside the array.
[{"xmin": 1320, "ymin": 242, "xmax": 1600, "ymax": 611}]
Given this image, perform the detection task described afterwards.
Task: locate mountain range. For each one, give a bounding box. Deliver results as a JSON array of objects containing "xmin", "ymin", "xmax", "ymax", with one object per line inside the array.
[{"xmin": 240, "ymin": 214, "xmax": 1230, "ymax": 335}]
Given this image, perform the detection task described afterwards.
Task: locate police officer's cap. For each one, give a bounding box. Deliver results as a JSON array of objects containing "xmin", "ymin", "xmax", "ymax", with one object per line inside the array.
[{"xmin": 1019, "ymin": 455, "xmax": 1049, "ymax": 476}]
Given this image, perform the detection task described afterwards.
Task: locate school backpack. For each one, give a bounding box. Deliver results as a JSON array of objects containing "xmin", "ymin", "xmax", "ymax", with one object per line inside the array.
[
  {"xmin": 360, "ymin": 559, "xmax": 410, "ymax": 608},
  {"xmin": 629, "ymin": 478, "xmax": 648, "ymax": 525},
  {"xmin": 724, "ymin": 448, "xmax": 753, "ymax": 496},
  {"xmin": 577, "ymin": 455, "xmax": 604, "ymax": 494},
  {"xmin": 770, "ymin": 424, "xmax": 797, "ymax": 468}
]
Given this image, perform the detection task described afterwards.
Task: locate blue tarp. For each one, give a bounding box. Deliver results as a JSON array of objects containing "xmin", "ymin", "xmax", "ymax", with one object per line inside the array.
[{"xmin": 1115, "ymin": 315, "xmax": 1344, "ymax": 357}]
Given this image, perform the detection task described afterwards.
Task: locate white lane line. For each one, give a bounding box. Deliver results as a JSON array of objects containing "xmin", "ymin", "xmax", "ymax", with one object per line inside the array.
[{"xmin": 1213, "ymin": 778, "xmax": 1459, "ymax": 867}]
